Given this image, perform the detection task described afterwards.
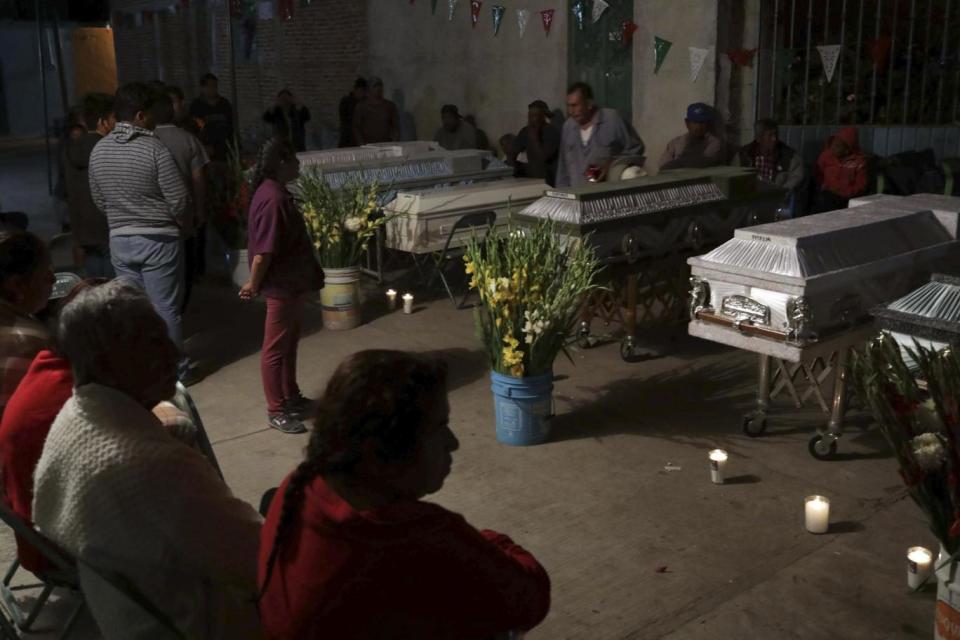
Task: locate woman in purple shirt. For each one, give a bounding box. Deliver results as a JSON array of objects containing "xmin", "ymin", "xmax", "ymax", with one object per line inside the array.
[{"xmin": 240, "ymin": 138, "xmax": 322, "ymax": 434}]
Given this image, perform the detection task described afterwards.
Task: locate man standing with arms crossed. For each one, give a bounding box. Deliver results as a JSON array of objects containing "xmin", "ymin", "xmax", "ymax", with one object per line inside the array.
[{"xmin": 89, "ymin": 82, "xmax": 200, "ymax": 385}]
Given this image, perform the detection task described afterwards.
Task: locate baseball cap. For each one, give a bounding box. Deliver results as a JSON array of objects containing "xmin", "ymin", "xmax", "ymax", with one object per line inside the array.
[{"xmin": 686, "ymin": 102, "xmax": 714, "ymax": 123}]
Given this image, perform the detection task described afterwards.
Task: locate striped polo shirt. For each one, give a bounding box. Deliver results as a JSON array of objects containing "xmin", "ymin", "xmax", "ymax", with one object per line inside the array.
[{"xmin": 88, "ymin": 122, "xmax": 189, "ymax": 238}]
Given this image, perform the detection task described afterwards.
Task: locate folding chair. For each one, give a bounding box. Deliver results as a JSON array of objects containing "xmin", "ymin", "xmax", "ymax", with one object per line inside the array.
[
  {"xmin": 172, "ymin": 382, "xmax": 224, "ymax": 481},
  {"xmin": 427, "ymin": 210, "xmax": 497, "ymax": 309},
  {"xmin": 0, "ymin": 501, "xmax": 85, "ymax": 639}
]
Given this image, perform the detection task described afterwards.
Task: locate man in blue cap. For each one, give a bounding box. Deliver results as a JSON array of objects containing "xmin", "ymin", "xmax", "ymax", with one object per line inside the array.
[{"xmin": 658, "ymin": 102, "xmax": 726, "ymax": 171}]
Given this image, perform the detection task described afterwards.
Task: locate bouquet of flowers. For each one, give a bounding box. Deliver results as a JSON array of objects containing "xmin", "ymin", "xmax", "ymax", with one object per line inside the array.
[
  {"xmin": 463, "ymin": 220, "xmax": 602, "ymax": 378},
  {"xmin": 208, "ymin": 139, "xmax": 252, "ymax": 248},
  {"xmin": 853, "ymin": 335, "xmax": 960, "ymax": 556},
  {"xmin": 296, "ymin": 167, "xmax": 393, "ymax": 269}
]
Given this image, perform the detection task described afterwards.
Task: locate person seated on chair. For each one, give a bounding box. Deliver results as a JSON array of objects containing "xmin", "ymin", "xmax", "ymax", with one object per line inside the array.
[
  {"xmin": 32, "ymin": 279, "xmax": 263, "ymax": 640},
  {"xmin": 659, "ymin": 103, "xmax": 727, "ymax": 171},
  {"xmin": 813, "ymin": 126, "xmax": 868, "ymax": 213},
  {"xmin": 0, "ymin": 279, "xmax": 200, "ymax": 576},
  {"xmin": 733, "ymin": 119, "xmax": 805, "ymax": 193},
  {"xmin": 0, "ymin": 230, "xmax": 55, "ymax": 421},
  {"xmin": 258, "ymin": 350, "xmax": 551, "ymax": 640}
]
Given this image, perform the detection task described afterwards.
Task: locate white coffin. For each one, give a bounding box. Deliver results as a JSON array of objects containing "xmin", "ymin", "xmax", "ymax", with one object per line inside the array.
[
  {"xmin": 873, "ymin": 274, "xmax": 960, "ymax": 369},
  {"xmin": 687, "ymin": 203, "xmax": 960, "ymax": 359},
  {"xmin": 383, "ymin": 178, "xmax": 547, "ymax": 254},
  {"xmin": 297, "ymin": 141, "xmax": 442, "ymax": 169}
]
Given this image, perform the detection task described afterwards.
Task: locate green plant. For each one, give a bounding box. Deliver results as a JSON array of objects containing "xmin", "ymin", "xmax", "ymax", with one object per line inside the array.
[
  {"xmin": 464, "ymin": 220, "xmax": 602, "ymax": 378},
  {"xmin": 296, "ymin": 167, "xmax": 394, "ymax": 269},
  {"xmin": 853, "ymin": 335, "xmax": 960, "ymax": 556}
]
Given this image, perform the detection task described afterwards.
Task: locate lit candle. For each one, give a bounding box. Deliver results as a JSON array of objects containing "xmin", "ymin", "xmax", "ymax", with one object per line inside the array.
[
  {"xmin": 804, "ymin": 495, "xmax": 830, "ymax": 534},
  {"xmin": 907, "ymin": 546, "xmax": 933, "ymax": 589},
  {"xmin": 708, "ymin": 449, "xmax": 728, "ymax": 484},
  {"xmin": 386, "ymin": 289, "xmax": 397, "ymax": 310},
  {"xmin": 402, "ymin": 293, "xmax": 414, "ymax": 315}
]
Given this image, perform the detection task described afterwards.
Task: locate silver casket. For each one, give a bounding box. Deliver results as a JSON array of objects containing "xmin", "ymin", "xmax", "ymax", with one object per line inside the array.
[
  {"xmin": 296, "ymin": 140, "xmax": 441, "ymax": 169},
  {"xmin": 872, "ymin": 273, "xmax": 960, "ymax": 369},
  {"xmin": 515, "ymin": 167, "xmax": 783, "ymax": 262},
  {"xmin": 383, "ymin": 178, "xmax": 547, "ymax": 254},
  {"xmin": 688, "ymin": 201, "xmax": 960, "ymax": 361}
]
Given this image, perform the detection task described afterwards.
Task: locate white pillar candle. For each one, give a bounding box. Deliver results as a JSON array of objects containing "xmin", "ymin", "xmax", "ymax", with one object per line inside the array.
[
  {"xmin": 907, "ymin": 546, "xmax": 933, "ymax": 589},
  {"xmin": 804, "ymin": 495, "xmax": 830, "ymax": 534},
  {"xmin": 708, "ymin": 449, "xmax": 728, "ymax": 484},
  {"xmin": 402, "ymin": 293, "xmax": 414, "ymax": 315},
  {"xmin": 386, "ymin": 289, "xmax": 397, "ymax": 310}
]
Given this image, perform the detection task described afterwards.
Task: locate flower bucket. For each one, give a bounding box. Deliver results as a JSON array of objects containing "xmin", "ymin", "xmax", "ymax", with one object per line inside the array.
[
  {"xmin": 490, "ymin": 371, "xmax": 553, "ymax": 446},
  {"xmin": 936, "ymin": 546, "xmax": 960, "ymax": 640},
  {"xmin": 231, "ymin": 248, "xmax": 251, "ymax": 289},
  {"xmin": 320, "ymin": 266, "xmax": 361, "ymax": 331}
]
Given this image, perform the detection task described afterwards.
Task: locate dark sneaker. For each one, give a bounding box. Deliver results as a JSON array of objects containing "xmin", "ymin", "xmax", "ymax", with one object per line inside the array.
[
  {"xmin": 283, "ymin": 395, "xmax": 316, "ymax": 420},
  {"xmin": 267, "ymin": 412, "xmax": 307, "ymax": 434},
  {"xmin": 178, "ymin": 361, "xmax": 205, "ymax": 387}
]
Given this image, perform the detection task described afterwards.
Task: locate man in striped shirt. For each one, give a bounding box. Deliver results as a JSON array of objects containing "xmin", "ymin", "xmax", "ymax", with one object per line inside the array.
[{"xmin": 88, "ymin": 82, "xmax": 196, "ymax": 383}]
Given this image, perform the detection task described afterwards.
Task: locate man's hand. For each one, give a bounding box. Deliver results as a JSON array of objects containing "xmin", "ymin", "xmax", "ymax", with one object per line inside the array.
[{"xmin": 238, "ymin": 281, "xmax": 259, "ymax": 301}]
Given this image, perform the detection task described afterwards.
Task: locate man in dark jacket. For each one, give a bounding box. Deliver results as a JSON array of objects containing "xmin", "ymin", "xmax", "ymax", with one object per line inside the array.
[
  {"xmin": 338, "ymin": 78, "xmax": 367, "ymax": 148},
  {"xmin": 512, "ymin": 100, "xmax": 561, "ymax": 186},
  {"xmin": 63, "ymin": 92, "xmax": 116, "ymax": 278},
  {"xmin": 263, "ymin": 89, "xmax": 311, "ymax": 152},
  {"xmin": 189, "ymin": 73, "xmax": 234, "ymax": 161},
  {"xmin": 733, "ymin": 118, "xmax": 805, "ymax": 192}
]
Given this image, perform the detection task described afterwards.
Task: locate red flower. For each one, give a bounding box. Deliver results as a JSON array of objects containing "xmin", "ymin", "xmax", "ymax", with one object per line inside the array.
[{"xmin": 890, "ymin": 393, "xmax": 919, "ymax": 418}]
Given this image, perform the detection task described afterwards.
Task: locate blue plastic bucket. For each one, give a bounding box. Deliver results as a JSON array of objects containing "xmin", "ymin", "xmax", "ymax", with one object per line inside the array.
[{"xmin": 490, "ymin": 370, "xmax": 554, "ymax": 446}]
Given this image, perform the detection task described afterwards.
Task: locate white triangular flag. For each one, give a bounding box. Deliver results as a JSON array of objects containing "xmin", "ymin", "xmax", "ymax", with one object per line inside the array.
[
  {"xmin": 517, "ymin": 8, "xmax": 530, "ymax": 38},
  {"xmin": 689, "ymin": 47, "xmax": 709, "ymax": 83},
  {"xmin": 817, "ymin": 44, "xmax": 841, "ymax": 83},
  {"xmin": 592, "ymin": 0, "xmax": 609, "ymax": 23},
  {"xmin": 448, "ymin": 0, "xmax": 458, "ymax": 21},
  {"xmin": 257, "ymin": 1, "xmax": 274, "ymax": 20}
]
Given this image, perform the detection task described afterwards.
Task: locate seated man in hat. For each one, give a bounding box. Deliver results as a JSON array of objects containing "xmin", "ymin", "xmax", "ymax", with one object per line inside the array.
[
  {"xmin": 434, "ymin": 105, "xmax": 478, "ymax": 151},
  {"xmin": 733, "ymin": 118, "xmax": 805, "ymax": 192},
  {"xmin": 659, "ymin": 103, "xmax": 727, "ymax": 171}
]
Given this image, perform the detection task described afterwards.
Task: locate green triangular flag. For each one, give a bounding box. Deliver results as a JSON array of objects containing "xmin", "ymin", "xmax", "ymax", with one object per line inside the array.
[{"xmin": 654, "ymin": 36, "xmax": 673, "ymax": 74}]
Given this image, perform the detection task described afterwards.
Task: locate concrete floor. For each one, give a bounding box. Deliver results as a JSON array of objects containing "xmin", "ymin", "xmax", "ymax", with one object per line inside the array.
[{"xmin": 0, "ymin": 139, "xmax": 940, "ymax": 638}]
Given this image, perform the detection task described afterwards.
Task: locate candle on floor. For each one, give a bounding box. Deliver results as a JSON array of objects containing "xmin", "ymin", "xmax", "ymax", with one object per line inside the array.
[
  {"xmin": 708, "ymin": 449, "xmax": 728, "ymax": 484},
  {"xmin": 386, "ymin": 289, "xmax": 397, "ymax": 310},
  {"xmin": 907, "ymin": 546, "xmax": 933, "ymax": 589},
  {"xmin": 402, "ymin": 293, "xmax": 414, "ymax": 314},
  {"xmin": 804, "ymin": 495, "xmax": 830, "ymax": 534}
]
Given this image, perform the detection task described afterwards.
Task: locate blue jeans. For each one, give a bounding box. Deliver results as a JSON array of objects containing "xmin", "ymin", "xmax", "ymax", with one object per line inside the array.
[{"xmin": 110, "ymin": 234, "xmax": 184, "ymax": 351}]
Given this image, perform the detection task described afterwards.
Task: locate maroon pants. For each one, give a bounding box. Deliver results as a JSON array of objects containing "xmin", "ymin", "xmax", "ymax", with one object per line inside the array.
[{"xmin": 261, "ymin": 295, "xmax": 305, "ymax": 414}]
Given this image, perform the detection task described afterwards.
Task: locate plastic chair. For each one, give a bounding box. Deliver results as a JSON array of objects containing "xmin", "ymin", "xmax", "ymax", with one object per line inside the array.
[
  {"xmin": 172, "ymin": 382, "xmax": 224, "ymax": 481},
  {"xmin": 427, "ymin": 210, "xmax": 497, "ymax": 309},
  {"xmin": 0, "ymin": 501, "xmax": 85, "ymax": 638}
]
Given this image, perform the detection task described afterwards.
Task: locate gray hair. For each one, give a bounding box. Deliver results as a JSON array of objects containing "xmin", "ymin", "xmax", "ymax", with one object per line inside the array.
[
  {"xmin": 755, "ymin": 118, "xmax": 779, "ymax": 138},
  {"xmin": 56, "ymin": 279, "xmax": 159, "ymax": 385}
]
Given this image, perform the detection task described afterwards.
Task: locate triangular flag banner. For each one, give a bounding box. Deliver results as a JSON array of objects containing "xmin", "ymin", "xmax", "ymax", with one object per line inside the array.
[
  {"xmin": 517, "ymin": 8, "xmax": 530, "ymax": 38},
  {"xmin": 540, "ymin": 9, "xmax": 555, "ymax": 36},
  {"xmin": 572, "ymin": 1, "xmax": 585, "ymax": 31},
  {"xmin": 868, "ymin": 37, "xmax": 892, "ymax": 70},
  {"xmin": 621, "ymin": 19, "xmax": 638, "ymax": 46},
  {"xmin": 689, "ymin": 46, "xmax": 709, "ymax": 83},
  {"xmin": 492, "ymin": 5, "xmax": 505, "ymax": 35},
  {"xmin": 654, "ymin": 36, "xmax": 672, "ymax": 73},
  {"xmin": 817, "ymin": 44, "xmax": 841, "ymax": 83},
  {"xmin": 448, "ymin": 0, "xmax": 458, "ymax": 21},
  {"xmin": 727, "ymin": 48, "xmax": 757, "ymax": 67},
  {"xmin": 470, "ymin": 0, "xmax": 481, "ymax": 27},
  {"xmin": 592, "ymin": 0, "xmax": 608, "ymax": 23}
]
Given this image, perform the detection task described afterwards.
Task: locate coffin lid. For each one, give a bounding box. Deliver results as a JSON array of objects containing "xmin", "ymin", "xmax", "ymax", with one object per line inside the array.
[
  {"xmin": 384, "ymin": 178, "xmax": 547, "ymax": 215},
  {"xmin": 689, "ymin": 206, "xmax": 957, "ymax": 285},
  {"xmin": 517, "ymin": 167, "xmax": 760, "ymax": 226},
  {"xmin": 872, "ymin": 274, "xmax": 960, "ymax": 342}
]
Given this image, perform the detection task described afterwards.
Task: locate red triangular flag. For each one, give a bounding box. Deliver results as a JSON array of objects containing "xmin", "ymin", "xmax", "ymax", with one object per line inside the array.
[
  {"xmin": 541, "ymin": 8, "xmax": 555, "ymax": 36},
  {"xmin": 621, "ymin": 19, "xmax": 638, "ymax": 46},
  {"xmin": 278, "ymin": 0, "xmax": 294, "ymax": 19},
  {"xmin": 727, "ymin": 48, "xmax": 757, "ymax": 67},
  {"xmin": 471, "ymin": 0, "xmax": 482, "ymax": 27}
]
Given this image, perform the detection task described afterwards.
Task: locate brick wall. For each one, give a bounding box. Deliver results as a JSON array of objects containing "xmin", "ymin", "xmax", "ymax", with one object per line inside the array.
[{"xmin": 111, "ymin": 1, "xmax": 367, "ymax": 150}]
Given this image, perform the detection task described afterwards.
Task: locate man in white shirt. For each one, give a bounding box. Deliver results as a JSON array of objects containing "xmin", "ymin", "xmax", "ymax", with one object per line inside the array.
[{"xmin": 556, "ymin": 82, "xmax": 644, "ymax": 188}]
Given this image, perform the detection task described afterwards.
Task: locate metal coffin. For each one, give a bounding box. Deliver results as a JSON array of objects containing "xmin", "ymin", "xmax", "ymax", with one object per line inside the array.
[
  {"xmin": 383, "ymin": 178, "xmax": 547, "ymax": 254},
  {"xmin": 872, "ymin": 274, "xmax": 960, "ymax": 369},
  {"xmin": 688, "ymin": 203, "xmax": 960, "ymax": 360},
  {"xmin": 296, "ymin": 141, "xmax": 441, "ymax": 169},
  {"xmin": 515, "ymin": 167, "xmax": 784, "ymax": 263}
]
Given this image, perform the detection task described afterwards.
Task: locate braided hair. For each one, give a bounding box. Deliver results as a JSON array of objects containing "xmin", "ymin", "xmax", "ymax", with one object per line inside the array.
[
  {"xmin": 251, "ymin": 136, "xmax": 296, "ymax": 193},
  {"xmin": 258, "ymin": 350, "xmax": 448, "ymax": 599}
]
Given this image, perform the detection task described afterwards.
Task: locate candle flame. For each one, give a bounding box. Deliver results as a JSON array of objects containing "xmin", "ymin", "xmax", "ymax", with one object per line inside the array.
[{"xmin": 708, "ymin": 449, "xmax": 728, "ymax": 462}]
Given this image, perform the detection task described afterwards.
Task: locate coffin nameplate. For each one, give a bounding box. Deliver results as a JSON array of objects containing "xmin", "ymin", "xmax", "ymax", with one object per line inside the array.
[{"xmin": 720, "ymin": 295, "xmax": 771, "ymax": 325}]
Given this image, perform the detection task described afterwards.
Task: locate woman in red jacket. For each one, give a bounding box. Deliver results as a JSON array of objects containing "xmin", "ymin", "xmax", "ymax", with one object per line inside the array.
[
  {"xmin": 258, "ymin": 350, "xmax": 551, "ymax": 640},
  {"xmin": 813, "ymin": 126, "xmax": 869, "ymax": 213}
]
